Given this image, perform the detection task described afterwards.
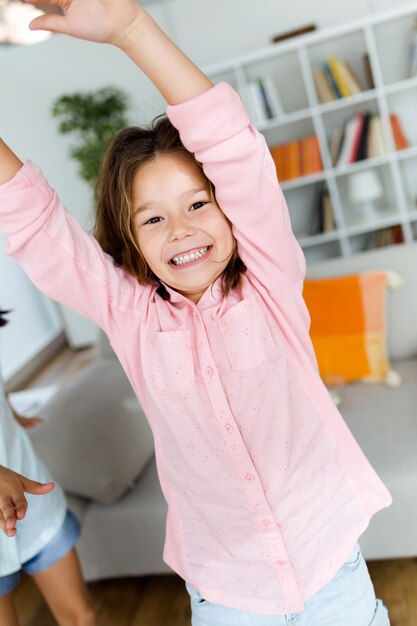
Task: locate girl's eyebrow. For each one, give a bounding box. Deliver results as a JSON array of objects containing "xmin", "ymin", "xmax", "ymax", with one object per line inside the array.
[
  {"xmin": 134, "ymin": 204, "xmax": 153, "ymax": 215},
  {"xmin": 134, "ymin": 187, "xmax": 207, "ymax": 215}
]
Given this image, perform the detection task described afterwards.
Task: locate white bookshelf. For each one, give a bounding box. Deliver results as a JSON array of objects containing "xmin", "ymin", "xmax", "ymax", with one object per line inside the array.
[{"xmin": 203, "ymin": 3, "xmax": 417, "ymax": 264}]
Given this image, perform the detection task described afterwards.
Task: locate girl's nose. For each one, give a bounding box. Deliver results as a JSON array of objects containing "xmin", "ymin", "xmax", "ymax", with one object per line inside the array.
[{"xmin": 169, "ymin": 215, "xmax": 195, "ymax": 240}]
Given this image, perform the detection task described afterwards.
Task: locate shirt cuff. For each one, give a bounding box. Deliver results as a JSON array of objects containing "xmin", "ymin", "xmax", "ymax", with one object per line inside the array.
[
  {"xmin": 0, "ymin": 160, "xmax": 53, "ymax": 238},
  {"xmin": 166, "ymin": 82, "xmax": 250, "ymax": 154}
]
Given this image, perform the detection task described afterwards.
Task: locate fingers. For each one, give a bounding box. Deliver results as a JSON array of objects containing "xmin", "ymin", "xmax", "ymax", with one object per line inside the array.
[
  {"xmin": 0, "ymin": 502, "xmax": 18, "ymax": 537},
  {"xmin": 22, "ymin": 478, "xmax": 55, "ymax": 496},
  {"xmin": 29, "ymin": 14, "xmax": 69, "ymax": 34},
  {"xmin": 12, "ymin": 496, "xmax": 28, "ymax": 521}
]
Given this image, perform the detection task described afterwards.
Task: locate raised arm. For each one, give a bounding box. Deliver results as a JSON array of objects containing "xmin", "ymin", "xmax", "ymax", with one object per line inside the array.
[
  {"xmin": 27, "ymin": 0, "xmax": 305, "ymax": 293},
  {"xmin": 28, "ymin": 0, "xmax": 213, "ymax": 104}
]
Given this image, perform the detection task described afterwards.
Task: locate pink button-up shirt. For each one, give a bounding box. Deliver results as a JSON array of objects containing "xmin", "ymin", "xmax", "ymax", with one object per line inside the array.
[{"xmin": 0, "ymin": 83, "xmax": 391, "ymax": 615}]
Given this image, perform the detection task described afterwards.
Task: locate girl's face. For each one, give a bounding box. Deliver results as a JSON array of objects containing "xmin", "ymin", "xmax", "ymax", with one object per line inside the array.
[{"xmin": 132, "ymin": 153, "xmax": 234, "ymax": 304}]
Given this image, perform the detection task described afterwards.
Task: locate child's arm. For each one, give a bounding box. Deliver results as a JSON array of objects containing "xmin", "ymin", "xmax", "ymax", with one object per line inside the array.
[
  {"xmin": 0, "ymin": 465, "xmax": 54, "ymax": 537},
  {"xmin": 0, "ymin": 159, "xmax": 150, "ymax": 338},
  {"xmin": 26, "ymin": 0, "xmax": 303, "ymax": 293}
]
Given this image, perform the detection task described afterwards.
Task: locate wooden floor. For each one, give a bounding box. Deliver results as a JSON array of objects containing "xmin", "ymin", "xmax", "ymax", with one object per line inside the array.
[{"xmin": 11, "ymin": 346, "xmax": 417, "ymax": 625}]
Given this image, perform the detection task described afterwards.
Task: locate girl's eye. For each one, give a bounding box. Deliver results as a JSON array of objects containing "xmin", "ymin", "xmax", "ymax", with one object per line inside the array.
[
  {"xmin": 190, "ymin": 201, "xmax": 207, "ymax": 211},
  {"xmin": 144, "ymin": 216, "xmax": 162, "ymax": 225}
]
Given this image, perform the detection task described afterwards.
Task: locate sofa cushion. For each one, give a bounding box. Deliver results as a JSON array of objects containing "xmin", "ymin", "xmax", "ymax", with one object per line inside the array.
[
  {"xmin": 338, "ymin": 358, "xmax": 417, "ymax": 476},
  {"xmin": 338, "ymin": 357, "xmax": 417, "ymax": 558},
  {"xmin": 303, "ymin": 271, "xmax": 394, "ymax": 386},
  {"xmin": 306, "ymin": 242, "xmax": 417, "ymax": 361},
  {"xmin": 75, "ymin": 456, "xmax": 171, "ymax": 581},
  {"xmin": 29, "ymin": 359, "xmax": 155, "ymax": 504}
]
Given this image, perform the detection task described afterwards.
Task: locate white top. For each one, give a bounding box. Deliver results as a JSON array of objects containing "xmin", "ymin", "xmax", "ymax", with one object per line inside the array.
[{"xmin": 0, "ymin": 364, "xmax": 66, "ymax": 577}]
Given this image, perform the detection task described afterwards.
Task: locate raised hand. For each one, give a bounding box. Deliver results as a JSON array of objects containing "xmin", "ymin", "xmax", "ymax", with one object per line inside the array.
[
  {"xmin": 26, "ymin": 0, "xmax": 142, "ymax": 45},
  {"xmin": 0, "ymin": 466, "xmax": 54, "ymax": 537}
]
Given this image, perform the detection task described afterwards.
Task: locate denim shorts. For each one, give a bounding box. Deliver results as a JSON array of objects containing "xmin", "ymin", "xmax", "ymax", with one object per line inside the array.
[
  {"xmin": 185, "ymin": 543, "xmax": 390, "ymax": 625},
  {"xmin": 0, "ymin": 509, "xmax": 81, "ymax": 597}
]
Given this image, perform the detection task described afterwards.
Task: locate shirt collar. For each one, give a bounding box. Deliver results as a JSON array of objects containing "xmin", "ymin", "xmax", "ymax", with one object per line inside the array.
[{"xmin": 160, "ymin": 275, "xmax": 223, "ymax": 309}]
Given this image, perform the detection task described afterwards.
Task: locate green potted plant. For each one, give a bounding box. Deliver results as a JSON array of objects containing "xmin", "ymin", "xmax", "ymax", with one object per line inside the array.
[{"xmin": 51, "ymin": 86, "xmax": 130, "ymax": 187}]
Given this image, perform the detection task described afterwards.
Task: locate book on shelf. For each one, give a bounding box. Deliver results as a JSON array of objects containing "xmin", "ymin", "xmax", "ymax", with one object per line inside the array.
[
  {"xmin": 258, "ymin": 78, "xmax": 274, "ymax": 119},
  {"xmin": 348, "ymin": 112, "xmax": 365, "ymax": 164},
  {"xmin": 322, "ymin": 192, "xmax": 336, "ymax": 232},
  {"xmin": 363, "ymin": 52, "xmax": 375, "ymax": 89},
  {"xmin": 331, "ymin": 111, "xmax": 409, "ymax": 165},
  {"xmin": 270, "ymin": 135, "xmax": 322, "ymax": 182},
  {"xmin": 341, "ymin": 61, "xmax": 365, "ymax": 94},
  {"xmin": 310, "ymin": 184, "xmax": 335, "ymax": 235},
  {"xmin": 301, "ymin": 135, "xmax": 322, "ymax": 176},
  {"xmin": 286, "ymin": 140, "xmax": 301, "ymax": 179},
  {"xmin": 335, "ymin": 115, "xmax": 359, "ymax": 167},
  {"xmin": 368, "ymin": 225, "xmax": 405, "ymax": 249},
  {"xmin": 329, "ymin": 126, "xmax": 344, "ymax": 166},
  {"xmin": 314, "ymin": 57, "xmax": 364, "ymax": 103},
  {"xmin": 390, "ymin": 113, "xmax": 410, "ymax": 150},
  {"xmin": 328, "ymin": 56, "xmax": 351, "ymax": 98},
  {"xmin": 311, "ymin": 185, "xmax": 325, "ymax": 235},
  {"xmin": 367, "ymin": 114, "xmax": 387, "ymax": 158},
  {"xmin": 245, "ymin": 76, "xmax": 285, "ymax": 124},
  {"xmin": 246, "ymin": 81, "xmax": 268, "ymax": 124},
  {"xmin": 355, "ymin": 112, "xmax": 372, "ymax": 161},
  {"xmin": 313, "ymin": 68, "xmax": 336, "ymax": 103},
  {"xmin": 322, "ymin": 61, "xmax": 342, "ymax": 98},
  {"xmin": 262, "ymin": 76, "xmax": 285, "ymax": 117}
]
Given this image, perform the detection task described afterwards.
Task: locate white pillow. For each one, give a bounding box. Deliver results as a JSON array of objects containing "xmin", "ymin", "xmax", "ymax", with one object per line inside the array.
[{"xmin": 29, "ymin": 359, "xmax": 154, "ymax": 504}]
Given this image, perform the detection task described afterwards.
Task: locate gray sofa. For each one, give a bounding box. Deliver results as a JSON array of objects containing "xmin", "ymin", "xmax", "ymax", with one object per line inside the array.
[{"xmin": 30, "ymin": 241, "xmax": 417, "ymax": 582}]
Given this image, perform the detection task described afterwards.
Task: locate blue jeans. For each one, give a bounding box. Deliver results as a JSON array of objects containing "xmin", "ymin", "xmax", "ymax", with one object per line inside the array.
[
  {"xmin": 0, "ymin": 509, "xmax": 81, "ymax": 597},
  {"xmin": 185, "ymin": 544, "xmax": 390, "ymax": 625}
]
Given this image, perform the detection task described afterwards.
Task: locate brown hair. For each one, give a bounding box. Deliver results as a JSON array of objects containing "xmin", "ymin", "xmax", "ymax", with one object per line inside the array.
[{"xmin": 93, "ymin": 115, "xmax": 246, "ymax": 300}]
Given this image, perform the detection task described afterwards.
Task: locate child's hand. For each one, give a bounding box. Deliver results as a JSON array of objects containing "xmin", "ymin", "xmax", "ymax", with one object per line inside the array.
[
  {"xmin": 0, "ymin": 466, "xmax": 54, "ymax": 538},
  {"xmin": 26, "ymin": 0, "xmax": 142, "ymax": 45}
]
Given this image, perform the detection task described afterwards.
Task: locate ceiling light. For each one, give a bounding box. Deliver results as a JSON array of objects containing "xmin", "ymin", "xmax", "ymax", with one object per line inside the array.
[{"xmin": 0, "ymin": 1, "xmax": 60, "ymax": 46}]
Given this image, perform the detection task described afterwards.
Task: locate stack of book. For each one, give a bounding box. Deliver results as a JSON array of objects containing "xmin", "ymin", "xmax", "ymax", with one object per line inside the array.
[
  {"xmin": 243, "ymin": 76, "xmax": 285, "ymax": 125},
  {"xmin": 313, "ymin": 56, "xmax": 365, "ymax": 103},
  {"xmin": 270, "ymin": 135, "xmax": 322, "ymax": 181},
  {"xmin": 310, "ymin": 184, "xmax": 336, "ymax": 235},
  {"xmin": 366, "ymin": 225, "xmax": 405, "ymax": 249},
  {"xmin": 330, "ymin": 112, "xmax": 410, "ymax": 167}
]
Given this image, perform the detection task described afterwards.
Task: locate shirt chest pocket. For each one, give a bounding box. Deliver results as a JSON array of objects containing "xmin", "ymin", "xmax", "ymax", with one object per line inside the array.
[
  {"xmin": 152, "ymin": 330, "xmax": 195, "ymax": 393},
  {"xmin": 218, "ymin": 296, "xmax": 276, "ymax": 370}
]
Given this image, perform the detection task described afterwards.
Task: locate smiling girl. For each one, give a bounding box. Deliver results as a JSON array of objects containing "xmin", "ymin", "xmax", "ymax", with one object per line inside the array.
[{"xmin": 0, "ymin": 1, "xmax": 391, "ymax": 624}]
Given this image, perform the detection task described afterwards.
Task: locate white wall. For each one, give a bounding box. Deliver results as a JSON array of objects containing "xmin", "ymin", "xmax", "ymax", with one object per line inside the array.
[
  {"xmin": 0, "ymin": 0, "xmax": 413, "ymax": 375},
  {"xmin": 0, "ymin": 237, "xmax": 62, "ymax": 380}
]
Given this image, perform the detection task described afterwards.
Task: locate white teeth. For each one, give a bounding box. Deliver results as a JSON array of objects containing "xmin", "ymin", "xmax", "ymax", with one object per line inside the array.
[{"xmin": 171, "ymin": 247, "xmax": 209, "ymax": 266}]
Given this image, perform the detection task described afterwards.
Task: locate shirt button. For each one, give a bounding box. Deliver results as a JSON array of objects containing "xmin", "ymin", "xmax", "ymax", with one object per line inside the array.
[
  {"xmin": 260, "ymin": 519, "xmax": 271, "ymax": 528},
  {"xmin": 244, "ymin": 474, "xmax": 254, "ymax": 482},
  {"xmin": 205, "ymin": 366, "xmax": 214, "ymax": 377},
  {"xmin": 276, "ymin": 559, "xmax": 287, "ymax": 567},
  {"xmin": 224, "ymin": 423, "xmax": 233, "ymax": 433}
]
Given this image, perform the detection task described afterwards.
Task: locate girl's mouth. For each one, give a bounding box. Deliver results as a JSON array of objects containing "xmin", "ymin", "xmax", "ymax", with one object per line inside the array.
[{"xmin": 169, "ymin": 245, "xmax": 212, "ymax": 269}]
